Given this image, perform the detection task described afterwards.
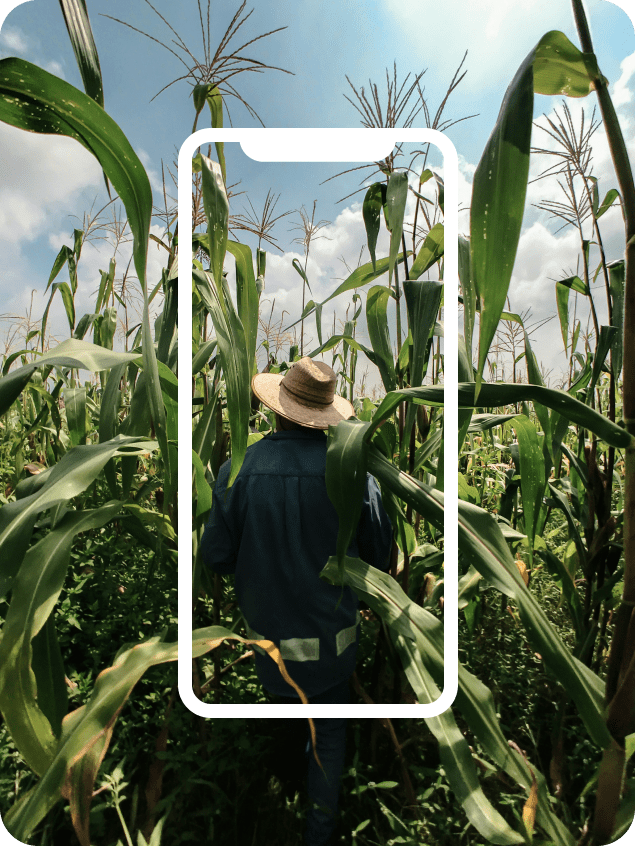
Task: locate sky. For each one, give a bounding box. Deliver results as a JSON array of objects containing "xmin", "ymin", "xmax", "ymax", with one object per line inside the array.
[{"xmin": 0, "ymin": 0, "xmax": 634, "ymax": 390}]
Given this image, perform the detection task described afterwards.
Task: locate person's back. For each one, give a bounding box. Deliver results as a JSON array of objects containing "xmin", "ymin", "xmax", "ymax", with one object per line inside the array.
[{"xmin": 203, "ymin": 425, "xmax": 390, "ymax": 698}]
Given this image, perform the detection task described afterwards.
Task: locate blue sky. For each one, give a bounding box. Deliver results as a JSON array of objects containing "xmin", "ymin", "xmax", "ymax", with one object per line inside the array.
[{"xmin": 0, "ymin": 0, "xmax": 634, "ymax": 386}]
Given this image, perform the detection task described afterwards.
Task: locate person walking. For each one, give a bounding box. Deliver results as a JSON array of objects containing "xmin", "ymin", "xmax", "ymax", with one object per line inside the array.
[{"xmin": 201, "ymin": 356, "xmax": 392, "ymax": 845}]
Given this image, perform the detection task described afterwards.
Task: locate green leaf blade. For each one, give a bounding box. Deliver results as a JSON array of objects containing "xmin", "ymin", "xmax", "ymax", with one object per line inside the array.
[
  {"xmin": 365, "ymin": 285, "xmax": 397, "ymax": 393},
  {"xmin": 362, "ymin": 182, "xmax": 385, "ymax": 271},
  {"xmin": 59, "ymin": 0, "xmax": 104, "ymax": 108}
]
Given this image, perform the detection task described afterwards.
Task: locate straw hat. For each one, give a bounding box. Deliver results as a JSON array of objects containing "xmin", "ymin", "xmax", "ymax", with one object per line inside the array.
[{"xmin": 251, "ymin": 357, "xmax": 355, "ymax": 429}]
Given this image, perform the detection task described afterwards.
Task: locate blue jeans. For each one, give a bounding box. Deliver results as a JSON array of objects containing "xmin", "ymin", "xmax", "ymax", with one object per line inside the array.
[{"xmin": 270, "ymin": 679, "xmax": 349, "ymax": 846}]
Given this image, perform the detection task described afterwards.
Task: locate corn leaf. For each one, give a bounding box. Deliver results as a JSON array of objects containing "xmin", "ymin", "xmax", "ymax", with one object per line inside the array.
[
  {"xmin": 0, "ymin": 436, "xmax": 155, "ymax": 601},
  {"xmin": 59, "ymin": 0, "xmax": 108, "ymax": 197},
  {"xmin": 362, "ymin": 182, "xmax": 385, "ymax": 271},
  {"xmin": 226, "ymin": 240, "xmax": 259, "ymax": 373},
  {"xmin": 409, "ymin": 222, "xmax": 444, "ymax": 279},
  {"xmin": 307, "ymin": 334, "xmax": 384, "ymax": 374},
  {"xmin": 369, "ymin": 383, "xmax": 631, "ymax": 449},
  {"xmin": 95, "ymin": 258, "xmax": 116, "ymax": 313},
  {"xmin": 403, "ymin": 278, "xmax": 443, "ymax": 458},
  {"xmin": 325, "ymin": 419, "xmax": 371, "ymax": 567},
  {"xmin": 192, "ymin": 390, "xmax": 220, "ymax": 470},
  {"xmin": 467, "ymin": 413, "xmax": 516, "ymax": 433},
  {"xmin": 3, "ymin": 627, "xmax": 302, "ymax": 843},
  {"xmin": 192, "ymin": 450, "xmax": 213, "ymax": 520},
  {"xmin": 65, "ymin": 722, "xmax": 113, "ymax": 846},
  {"xmin": 200, "ymin": 155, "xmax": 228, "ymax": 294},
  {"xmin": 413, "ymin": 429, "xmax": 443, "ymax": 475},
  {"xmin": 28, "ymin": 614, "xmax": 67, "ymax": 752},
  {"xmin": 58, "ymin": 0, "xmax": 104, "ymax": 108},
  {"xmin": 471, "ymin": 31, "xmax": 598, "ymax": 394},
  {"xmin": 63, "ymin": 387, "xmax": 87, "ymax": 447},
  {"xmin": 589, "ymin": 325, "xmax": 618, "ymax": 397},
  {"xmin": 98, "ymin": 361, "xmax": 127, "ymax": 443},
  {"xmin": 0, "ymin": 503, "xmax": 122, "ymax": 775},
  {"xmin": 558, "ymin": 274, "xmax": 590, "ymax": 295},
  {"xmin": 523, "ymin": 332, "xmax": 553, "ymax": 460},
  {"xmin": 117, "ymin": 373, "xmax": 152, "ymax": 440},
  {"xmin": 46, "ymin": 245, "xmax": 74, "ymax": 292},
  {"xmin": 42, "ymin": 281, "xmax": 75, "ymax": 342},
  {"xmin": 511, "ymin": 414, "xmax": 546, "ymax": 559},
  {"xmin": 361, "ymin": 445, "xmax": 611, "ymax": 747},
  {"xmin": 0, "ymin": 58, "xmax": 170, "ymax": 494},
  {"xmin": 292, "ymin": 257, "xmax": 312, "ymax": 295},
  {"xmin": 404, "ymin": 279, "xmax": 443, "ymax": 390},
  {"xmin": 547, "ymin": 481, "xmax": 588, "ymax": 570},
  {"xmin": 156, "ymin": 277, "xmax": 177, "ymax": 366},
  {"xmin": 0, "ymin": 58, "xmax": 151, "ymax": 292},
  {"xmin": 556, "ymin": 282, "xmax": 571, "ymax": 357},
  {"xmin": 192, "ymin": 83, "xmax": 225, "ymax": 180},
  {"xmin": 193, "ymin": 270, "xmax": 250, "ymax": 489},
  {"xmin": 394, "ymin": 636, "xmax": 525, "ymax": 844},
  {"xmin": 0, "ymin": 339, "xmax": 139, "ymax": 419},
  {"xmin": 322, "ymin": 556, "xmax": 576, "ymax": 845},
  {"xmin": 366, "ymin": 285, "xmax": 397, "ymax": 393},
  {"xmin": 191, "ymin": 339, "xmax": 218, "ymax": 375},
  {"xmin": 156, "ymin": 360, "xmax": 178, "ymax": 504},
  {"xmin": 458, "ymin": 235, "xmax": 476, "ymax": 361},
  {"xmin": 385, "ymin": 172, "xmax": 408, "ymax": 285}
]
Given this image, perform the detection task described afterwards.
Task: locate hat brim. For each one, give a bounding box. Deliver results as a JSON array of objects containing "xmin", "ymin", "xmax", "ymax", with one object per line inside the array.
[{"xmin": 251, "ymin": 372, "xmax": 355, "ymax": 429}]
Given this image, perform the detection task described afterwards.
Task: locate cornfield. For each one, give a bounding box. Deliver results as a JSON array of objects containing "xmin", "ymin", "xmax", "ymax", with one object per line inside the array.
[{"xmin": 0, "ymin": 0, "xmax": 634, "ymax": 844}]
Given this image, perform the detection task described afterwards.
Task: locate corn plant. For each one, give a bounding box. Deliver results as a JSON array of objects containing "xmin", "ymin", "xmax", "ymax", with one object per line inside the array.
[
  {"xmin": 319, "ymin": 5, "xmax": 635, "ymax": 844},
  {"xmin": 0, "ymin": 3, "xmax": 297, "ymax": 843}
]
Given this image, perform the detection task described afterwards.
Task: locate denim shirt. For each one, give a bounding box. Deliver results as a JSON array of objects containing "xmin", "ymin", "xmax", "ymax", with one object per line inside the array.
[{"xmin": 201, "ymin": 428, "xmax": 393, "ymax": 698}]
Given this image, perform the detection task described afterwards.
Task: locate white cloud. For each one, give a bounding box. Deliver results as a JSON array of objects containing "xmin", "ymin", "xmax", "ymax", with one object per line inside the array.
[
  {"xmin": 512, "ymin": 221, "xmax": 580, "ymax": 310},
  {"xmin": 379, "ymin": 0, "xmax": 601, "ymax": 91},
  {"xmin": 612, "ymin": 50, "xmax": 635, "ymax": 107},
  {"xmin": 0, "ymin": 20, "xmax": 65, "ymax": 74},
  {"xmin": 0, "ymin": 123, "xmax": 102, "ymax": 244},
  {"xmin": 44, "ymin": 59, "xmax": 65, "ymax": 79},
  {"xmin": 0, "ymin": 123, "xmax": 107, "ymax": 353},
  {"xmin": 0, "ymin": 25, "xmax": 28, "ymax": 53}
]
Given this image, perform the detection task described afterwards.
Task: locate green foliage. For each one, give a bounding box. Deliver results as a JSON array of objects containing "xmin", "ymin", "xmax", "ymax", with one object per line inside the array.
[
  {"xmin": 1, "ymin": 1, "xmax": 634, "ymax": 844},
  {"xmin": 471, "ymin": 30, "xmax": 598, "ymax": 394}
]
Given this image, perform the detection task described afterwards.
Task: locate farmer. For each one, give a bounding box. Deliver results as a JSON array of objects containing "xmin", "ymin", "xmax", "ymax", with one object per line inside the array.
[{"xmin": 201, "ymin": 356, "xmax": 392, "ymax": 846}]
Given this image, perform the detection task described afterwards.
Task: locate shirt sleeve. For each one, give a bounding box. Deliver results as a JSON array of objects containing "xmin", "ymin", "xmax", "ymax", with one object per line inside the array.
[
  {"xmin": 356, "ymin": 473, "xmax": 393, "ymax": 572},
  {"xmin": 201, "ymin": 465, "xmax": 237, "ymax": 575}
]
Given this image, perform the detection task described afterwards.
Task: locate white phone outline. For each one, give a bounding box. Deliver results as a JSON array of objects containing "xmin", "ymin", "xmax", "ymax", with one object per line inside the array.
[{"xmin": 178, "ymin": 128, "xmax": 458, "ymax": 718}]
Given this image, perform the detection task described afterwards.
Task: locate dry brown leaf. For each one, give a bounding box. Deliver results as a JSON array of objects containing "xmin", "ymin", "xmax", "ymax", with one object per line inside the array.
[
  {"xmin": 522, "ymin": 770, "xmax": 538, "ymax": 836},
  {"xmin": 515, "ymin": 556, "xmax": 530, "ymax": 586}
]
